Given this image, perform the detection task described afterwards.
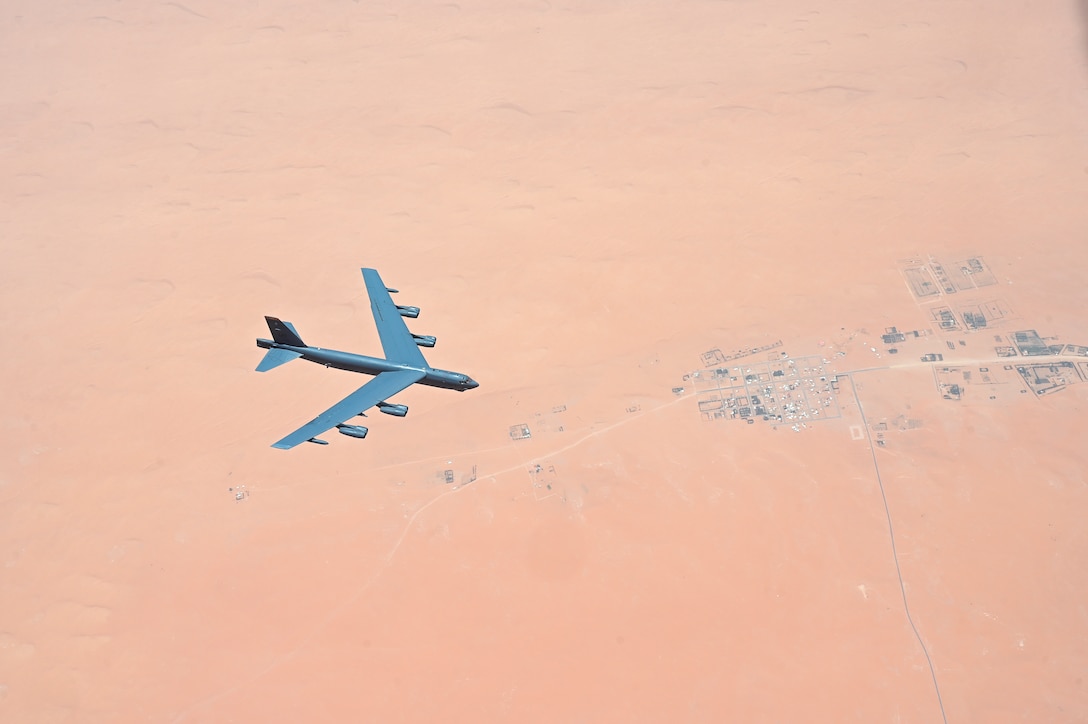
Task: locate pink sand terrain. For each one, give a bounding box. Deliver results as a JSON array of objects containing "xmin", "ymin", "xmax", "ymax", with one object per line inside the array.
[{"xmin": 3, "ymin": 1, "xmax": 1088, "ymax": 721}]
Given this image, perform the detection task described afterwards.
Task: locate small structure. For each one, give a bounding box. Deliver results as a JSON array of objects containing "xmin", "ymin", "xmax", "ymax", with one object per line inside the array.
[
  {"xmin": 1012, "ymin": 330, "xmax": 1052, "ymax": 357},
  {"xmin": 882, "ymin": 327, "xmax": 906, "ymax": 344}
]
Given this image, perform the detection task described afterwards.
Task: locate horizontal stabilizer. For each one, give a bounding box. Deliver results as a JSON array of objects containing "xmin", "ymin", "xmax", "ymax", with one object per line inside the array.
[{"xmin": 256, "ymin": 348, "xmax": 302, "ymax": 372}]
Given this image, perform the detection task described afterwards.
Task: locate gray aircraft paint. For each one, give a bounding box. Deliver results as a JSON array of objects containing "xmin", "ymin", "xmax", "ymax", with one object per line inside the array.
[{"xmin": 255, "ymin": 267, "xmax": 477, "ymax": 449}]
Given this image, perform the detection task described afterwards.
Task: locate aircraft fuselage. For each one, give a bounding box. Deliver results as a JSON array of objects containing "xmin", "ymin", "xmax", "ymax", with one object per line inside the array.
[{"xmin": 255, "ymin": 338, "xmax": 477, "ymax": 391}]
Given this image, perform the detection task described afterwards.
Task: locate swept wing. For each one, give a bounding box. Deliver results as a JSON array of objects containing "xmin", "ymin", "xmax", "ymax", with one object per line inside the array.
[
  {"xmin": 362, "ymin": 268, "xmax": 429, "ymax": 368},
  {"xmin": 271, "ymin": 369, "xmax": 425, "ymax": 449}
]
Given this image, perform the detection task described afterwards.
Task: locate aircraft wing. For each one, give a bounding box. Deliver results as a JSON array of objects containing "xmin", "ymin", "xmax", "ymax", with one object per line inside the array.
[
  {"xmin": 362, "ymin": 268, "xmax": 429, "ymax": 368},
  {"xmin": 271, "ymin": 369, "xmax": 426, "ymax": 449}
]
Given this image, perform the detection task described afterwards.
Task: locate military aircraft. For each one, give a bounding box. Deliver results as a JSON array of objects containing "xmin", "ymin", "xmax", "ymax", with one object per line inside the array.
[{"xmin": 255, "ymin": 268, "xmax": 478, "ymax": 449}]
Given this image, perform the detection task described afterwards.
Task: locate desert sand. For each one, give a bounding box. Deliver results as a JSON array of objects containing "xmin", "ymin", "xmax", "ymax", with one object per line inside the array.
[{"xmin": 3, "ymin": 1, "xmax": 1087, "ymax": 721}]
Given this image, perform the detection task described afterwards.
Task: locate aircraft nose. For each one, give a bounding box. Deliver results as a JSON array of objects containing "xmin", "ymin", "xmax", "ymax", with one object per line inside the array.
[{"xmin": 466, "ymin": 378, "xmax": 479, "ymax": 389}]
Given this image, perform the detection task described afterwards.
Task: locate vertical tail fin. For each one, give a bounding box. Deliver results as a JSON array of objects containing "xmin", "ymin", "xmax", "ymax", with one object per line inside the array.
[{"xmin": 265, "ymin": 316, "xmax": 305, "ymax": 347}]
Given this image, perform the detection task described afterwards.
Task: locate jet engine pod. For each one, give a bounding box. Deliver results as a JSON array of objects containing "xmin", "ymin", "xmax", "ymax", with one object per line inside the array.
[
  {"xmin": 412, "ymin": 334, "xmax": 436, "ymax": 348},
  {"xmin": 336, "ymin": 424, "xmax": 369, "ymax": 439},
  {"xmin": 396, "ymin": 305, "xmax": 420, "ymax": 318},
  {"xmin": 376, "ymin": 402, "xmax": 408, "ymax": 417}
]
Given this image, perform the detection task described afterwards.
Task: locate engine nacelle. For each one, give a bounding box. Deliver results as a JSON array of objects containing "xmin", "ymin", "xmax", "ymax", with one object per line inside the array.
[
  {"xmin": 377, "ymin": 402, "xmax": 408, "ymax": 417},
  {"xmin": 336, "ymin": 424, "xmax": 369, "ymax": 439},
  {"xmin": 397, "ymin": 305, "xmax": 420, "ymax": 318},
  {"xmin": 412, "ymin": 334, "xmax": 436, "ymax": 348}
]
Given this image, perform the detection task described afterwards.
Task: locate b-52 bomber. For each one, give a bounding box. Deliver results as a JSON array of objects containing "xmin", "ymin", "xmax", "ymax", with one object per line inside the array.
[{"xmin": 255, "ymin": 268, "xmax": 478, "ymax": 449}]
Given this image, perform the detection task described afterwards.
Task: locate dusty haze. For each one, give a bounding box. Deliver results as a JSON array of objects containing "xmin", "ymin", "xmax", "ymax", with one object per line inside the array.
[{"xmin": 3, "ymin": 1, "xmax": 1087, "ymax": 722}]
